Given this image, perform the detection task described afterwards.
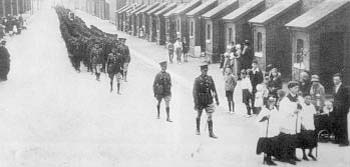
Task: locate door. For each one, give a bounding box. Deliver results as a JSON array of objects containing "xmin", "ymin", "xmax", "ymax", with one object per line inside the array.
[{"xmin": 320, "ymin": 32, "xmax": 345, "ymax": 92}]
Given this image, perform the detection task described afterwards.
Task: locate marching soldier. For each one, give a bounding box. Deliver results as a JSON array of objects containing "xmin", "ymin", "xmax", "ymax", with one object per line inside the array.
[
  {"xmin": 119, "ymin": 38, "xmax": 130, "ymax": 82},
  {"xmin": 153, "ymin": 61, "xmax": 172, "ymax": 122},
  {"xmin": 106, "ymin": 47, "xmax": 124, "ymax": 94},
  {"xmin": 90, "ymin": 42, "xmax": 104, "ymax": 81},
  {"xmin": 193, "ymin": 64, "xmax": 219, "ymax": 138}
]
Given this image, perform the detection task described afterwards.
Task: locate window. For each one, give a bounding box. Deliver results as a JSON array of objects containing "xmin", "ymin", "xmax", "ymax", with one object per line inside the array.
[
  {"xmin": 190, "ymin": 21, "xmax": 194, "ymax": 36},
  {"xmin": 228, "ymin": 28, "xmax": 233, "ymax": 43},
  {"xmin": 207, "ymin": 24, "xmax": 211, "ymax": 40},
  {"xmin": 297, "ymin": 39, "xmax": 304, "ymax": 53},
  {"xmin": 257, "ymin": 32, "xmax": 262, "ymax": 52},
  {"xmin": 295, "ymin": 39, "xmax": 305, "ymax": 64},
  {"xmin": 177, "ymin": 19, "xmax": 180, "ymax": 32}
]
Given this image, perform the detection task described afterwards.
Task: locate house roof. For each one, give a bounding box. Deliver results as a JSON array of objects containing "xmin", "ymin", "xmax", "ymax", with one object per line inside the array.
[
  {"xmin": 186, "ymin": 0, "xmax": 218, "ymax": 17},
  {"xmin": 129, "ymin": 4, "xmax": 147, "ymax": 15},
  {"xmin": 136, "ymin": 3, "xmax": 160, "ymax": 15},
  {"xmin": 249, "ymin": 0, "xmax": 300, "ymax": 24},
  {"xmin": 164, "ymin": 4, "xmax": 186, "ymax": 18},
  {"xmin": 115, "ymin": 5, "xmax": 129, "ymax": 13},
  {"xmin": 126, "ymin": 4, "xmax": 142, "ymax": 14},
  {"xmin": 173, "ymin": 0, "xmax": 202, "ymax": 15},
  {"xmin": 222, "ymin": 0, "xmax": 265, "ymax": 22},
  {"xmin": 155, "ymin": 3, "xmax": 177, "ymax": 16},
  {"xmin": 285, "ymin": 0, "xmax": 350, "ymax": 30},
  {"xmin": 118, "ymin": 4, "xmax": 136, "ymax": 14},
  {"xmin": 147, "ymin": 3, "xmax": 168, "ymax": 15},
  {"xmin": 202, "ymin": 0, "xmax": 238, "ymax": 19}
]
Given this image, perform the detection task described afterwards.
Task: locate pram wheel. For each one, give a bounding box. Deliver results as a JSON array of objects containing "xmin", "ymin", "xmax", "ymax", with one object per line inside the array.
[{"xmin": 317, "ymin": 130, "xmax": 330, "ymax": 143}]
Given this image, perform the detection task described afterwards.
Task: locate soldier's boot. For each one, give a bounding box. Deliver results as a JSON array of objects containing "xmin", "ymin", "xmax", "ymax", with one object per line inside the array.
[
  {"xmin": 117, "ymin": 83, "xmax": 121, "ymax": 94},
  {"xmin": 228, "ymin": 101, "xmax": 232, "ymax": 112},
  {"xmin": 208, "ymin": 120, "xmax": 218, "ymax": 139},
  {"xmin": 166, "ymin": 107, "xmax": 172, "ymax": 122},
  {"xmin": 196, "ymin": 118, "xmax": 200, "ymax": 135},
  {"xmin": 96, "ymin": 73, "xmax": 101, "ymax": 81},
  {"xmin": 156, "ymin": 105, "xmax": 160, "ymax": 119},
  {"xmin": 124, "ymin": 71, "xmax": 128, "ymax": 82}
]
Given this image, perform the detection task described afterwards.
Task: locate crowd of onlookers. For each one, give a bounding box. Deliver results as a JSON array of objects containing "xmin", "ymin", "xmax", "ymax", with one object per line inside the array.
[
  {"xmin": 217, "ymin": 39, "xmax": 349, "ymax": 166},
  {"xmin": 166, "ymin": 38, "xmax": 190, "ymax": 64},
  {"xmin": 0, "ymin": 14, "xmax": 26, "ymax": 39}
]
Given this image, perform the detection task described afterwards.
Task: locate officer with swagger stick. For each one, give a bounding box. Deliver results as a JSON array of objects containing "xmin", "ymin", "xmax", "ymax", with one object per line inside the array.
[{"xmin": 193, "ymin": 64, "xmax": 219, "ymax": 138}]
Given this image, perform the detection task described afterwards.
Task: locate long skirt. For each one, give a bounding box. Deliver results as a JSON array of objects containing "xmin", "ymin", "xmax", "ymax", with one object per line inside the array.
[
  {"xmin": 257, "ymin": 133, "xmax": 298, "ymax": 160},
  {"xmin": 297, "ymin": 130, "xmax": 317, "ymax": 149}
]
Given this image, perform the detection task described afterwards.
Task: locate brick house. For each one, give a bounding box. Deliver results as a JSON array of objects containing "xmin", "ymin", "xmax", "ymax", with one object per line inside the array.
[
  {"xmin": 129, "ymin": 4, "xmax": 147, "ymax": 36},
  {"xmin": 249, "ymin": 0, "xmax": 301, "ymax": 77},
  {"xmin": 138, "ymin": 3, "xmax": 160, "ymax": 39},
  {"xmin": 285, "ymin": 0, "xmax": 350, "ymax": 91},
  {"xmin": 173, "ymin": 0, "xmax": 201, "ymax": 42},
  {"xmin": 154, "ymin": 3, "xmax": 177, "ymax": 45},
  {"xmin": 117, "ymin": 4, "xmax": 134, "ymax": 31},
  {"xmin": 203, "ymin": 0, "xmax": 239, "ymax": 63},
  {"xmin": 147, "ymin": 3, "xmax": 168, "ymax": 42},
  {"xmin": 186, "ymin": 0, "xmax": 218, "ymax": 56},
  {"xmin": 115, "ymin": 5, "xmax": 129, "ymax": 30},
  {"xmin": 124, "ymin": 4, "xmax": 142, "ymax": 33},
  {"xmin": 222, "ymin": 0, "xmax": 265, "ymax": 48},
  {"xmin": 164, "ymin": 4, "xmax": 186, "ymax": 44}
]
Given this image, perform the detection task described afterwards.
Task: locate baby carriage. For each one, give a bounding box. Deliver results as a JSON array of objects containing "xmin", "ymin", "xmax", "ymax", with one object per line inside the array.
[{"xmin": 314, "ymin": 112, "xmax": 335, "ymax": 142}]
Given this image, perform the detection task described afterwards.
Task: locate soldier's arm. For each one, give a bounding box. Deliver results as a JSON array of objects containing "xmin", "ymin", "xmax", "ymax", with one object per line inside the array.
[
  {"xmin": 168, "ymin": 73, "xmax": 172, "ymax": 87},
  {"xmin": 153, "ymin": 74, "xmax": 160, "ymax": 95},
  {"xmin": 210, "ymin": 76, "xmax": 219, "ymax": 105}
]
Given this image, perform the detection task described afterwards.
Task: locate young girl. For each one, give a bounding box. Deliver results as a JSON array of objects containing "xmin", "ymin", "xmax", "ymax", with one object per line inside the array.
[
  {"xmin": 299, "ymin": 95, "xmax": 317, "ymax": 161},
  {"xmin": 224, "ymin": 68, "xmax": 237, "ymax": 113},
  {"xmin": 240, "ymin": 69, "xmax": 252, "ymax": 117},
  {"xmin": 255, "ymin": 76, "xmax": 270, "ymax": 114}
]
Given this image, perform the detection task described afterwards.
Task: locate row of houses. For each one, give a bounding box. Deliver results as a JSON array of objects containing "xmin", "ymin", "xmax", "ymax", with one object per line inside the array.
[
  {"xmin": 0, "ymin": 0, "xmax": 33, "ymax": 16},
  {"xmin": 114, "ymin": 0, "xmax": 350, "ymax": 92}
]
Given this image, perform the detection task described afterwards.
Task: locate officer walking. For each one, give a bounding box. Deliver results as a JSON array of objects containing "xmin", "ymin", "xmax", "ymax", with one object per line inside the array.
[
  {"xmin": 106, "ymin": 47, "xmax": 124, "ymax": 94},
  {"xmin": 118, "ymin": 38, "xmax": 130, "ymax": 82},
  {"xmin": 193, "ymin": 64, "xmax": 219, "ymax": 138},
  {"xmin": 90, "ymin": 42, "xmax": 104, "ymax": 81},
  {"xmin": 153, "ymin": 61, "xmax": 172, "ymax": 122}
]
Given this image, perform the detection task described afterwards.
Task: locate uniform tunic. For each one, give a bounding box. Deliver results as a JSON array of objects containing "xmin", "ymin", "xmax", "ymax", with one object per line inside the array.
[
  {"xmin": 193, "ymin": 75, "xmax": 218, "ymax": 111},
  {"xmin": 153, "ymin": 71, "xmax": 172, "ymax": 100},
  {"xmin": 107, "ymin": 52, "xmax": 124, "ymax": 75}
]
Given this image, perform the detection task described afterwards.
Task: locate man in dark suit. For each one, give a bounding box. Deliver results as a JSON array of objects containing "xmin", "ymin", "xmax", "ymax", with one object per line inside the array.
[
  {"xmin": 332, "ymin": 73, "xmax": 350, "ymax": 146},
  {"xmin": 249, "ymin": 60, "xmax": 264, "ymax": 114}
]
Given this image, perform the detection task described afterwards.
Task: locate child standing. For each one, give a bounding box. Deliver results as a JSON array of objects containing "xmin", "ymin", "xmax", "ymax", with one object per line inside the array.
[
  {"xmin": 240, "ymin": 69, "xmax": 253, "ymax": 117},
  {"xmin": 254, "ymin": 76, "xmax": 270, "ymax": 114},
  {"xmin": 224, "ymin": 68, "xmax": 237, "ymax": 113},
  {"xmin": 300, "ymin": 95, "xmax": 317, "ymax": 161}
]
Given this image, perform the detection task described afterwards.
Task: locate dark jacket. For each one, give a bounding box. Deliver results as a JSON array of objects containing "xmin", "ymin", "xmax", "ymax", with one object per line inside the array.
[
  {"xmin": 153, "ymin": 71, "xmax": 172, "ymax": 97},
  {"xmin": 249, "ymin": 69, "xmax": 264, "ymax": 90},
  {"xmin": 193, "ymin": 75, "xmax": 218, "ymax": 109},
  {"xmin": 333, "ymin": 84, "xmax": 350, "ymax": 114}
]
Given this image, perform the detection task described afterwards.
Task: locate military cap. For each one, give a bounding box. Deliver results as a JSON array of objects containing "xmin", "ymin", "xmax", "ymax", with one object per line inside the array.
[
  {"xmin": 287, "ymin": 81, "xmax": 299, "ymax": 89},
  {"xmin": 159, "ymin": 61, "xmax": 167, "ymax": 67},
  {"xmin": 200, "ymin": 64, "xmax": 208, "ymax": 70}
]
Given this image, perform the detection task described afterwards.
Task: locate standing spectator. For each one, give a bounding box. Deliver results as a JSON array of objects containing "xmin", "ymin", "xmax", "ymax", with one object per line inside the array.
[
  {"xmin": 332, "ymin": 73, "xmax": 350, "ymax": 146},
  {"xmin": 174, "ymin": 38, "xmax": 182, "ymax": 64},
  {"xmin": 167, "ymin": 41, "xmax": 174, "ymax": 63},
  {"xmin": 299, "ymin": 95, "xmax": 317, "ymax": 161},
  {"xmin": 255, "ymin": 76, "xmax": 270, "ymax": 113},
  {"xmin": 241, "ymin": 69, "xmax": 253, "ymax": 117},
  {"xmin": 276, "ymin": 89, "xmax": 286, "ymax": 109},
  {"xmin": 232, "ymin": 44, "xmax": 241, "ymax": 77},
  {"xmin": 299, "ymin": 72, "xmax": 311, "ymax": 96},
  {"xmin": 278, "ymin": 81, "xmax": 303, "ymax": 164},
  {"xmin": 268, "ymin": 68, "xmax": 282, "ymax": 98},
  {"xmin": 221, "ymin": 50, "xmax": 230, "ymax": 75},
  {"xmin": 0, "ymin": 40, "xmax": 10, "ymax": 81},
  {"xmin": 182, "ymin": 38, "xmax": 189, "ymax": 62},
  {"xmin": 241, "ymin": 40, "xmax": 253, "ymax": 69},
  {"xmin": 249, "ymin": 60, "xmax": 264, "ymax": 114},
  {"xmin": 310, "ymin": 74, "xmax": 325, "ymax": 111},
  {"xmin": 224, "ymin": 67, "xmax": 237, "ymax": 113}
]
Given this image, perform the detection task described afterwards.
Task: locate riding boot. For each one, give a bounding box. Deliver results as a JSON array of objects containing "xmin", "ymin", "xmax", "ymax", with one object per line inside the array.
[
  {"xmin": 157, "ymin": 105, "xmax": 160, "ymax": 119},
  {"xmin": 124, "ymin": 71, "xmax": 128, "ymax": 82},
  {"xmin": 196, "ymin": 118, "xmax": 200, "ymax": 135},
  {"xmin": 117, "ymin": 83, "xmax": 121, "ymax": 94},
  {"xmin": 231, "ymin": 101, "xmax": 235, "ymax": 113},
  {"xmin": 228, "ymin": 101, "xmax": 232, "ymax": 112},
  {"xmin": 208, "ymin": 120, "xmax": 218, "ymax": 139},
  {"xmin": 166, "ymin": 107, "xmax": 172, "ymax": 122}
]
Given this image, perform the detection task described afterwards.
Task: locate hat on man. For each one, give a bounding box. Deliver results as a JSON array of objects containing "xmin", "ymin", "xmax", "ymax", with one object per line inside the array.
[
  {"xmin": 311, "ymin": 75, "xmax": 320, "ymax": 82},
  {"xmin": 200, "ymin": 64, "xmax": 209, "ymax": 70},
  {"xmin": 287, "ymin": 81, "xmax": 299, "ymax": 89},
  {"xmin": 159, "ymin": 61, "xmax": 167, "ymax": 67}
]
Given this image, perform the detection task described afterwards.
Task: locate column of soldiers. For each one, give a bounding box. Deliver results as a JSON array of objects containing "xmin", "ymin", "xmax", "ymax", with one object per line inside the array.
[{"xmin": 55, "ymin": 6, "xmax": 130, "ymax": 94}]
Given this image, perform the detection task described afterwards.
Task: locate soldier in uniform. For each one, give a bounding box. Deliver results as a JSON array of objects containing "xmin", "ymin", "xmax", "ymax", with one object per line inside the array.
[
  {"xmin": 119, "ymin": 38, "xmax": 130, "ymax": 82},
  {"xmin": 106, "ymin": 47, "xmax": 124, "ymax": 94},
  {"xmin": 193, "ymin": 64, "xmax": 219, "ymax": 138},
  {"xmin": 153, "ymin": 61, "xmax": 172, "ymax": 122},
  {"xmin": 90, "ymin": 42, "xmax": 104, "ymax": 81}
]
